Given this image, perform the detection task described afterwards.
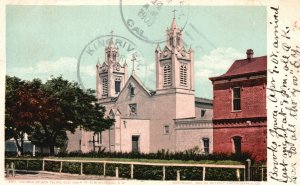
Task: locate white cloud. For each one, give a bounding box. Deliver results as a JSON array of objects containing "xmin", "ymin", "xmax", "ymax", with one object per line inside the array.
[
  {"xmin": 8, "ymin": 57, "xmax": 95, "ymax": 83},
  {"xmin": 194, "ymin": 47, "xmax": 244, "ymax": 98},
  {"xmin": 195, "ymin": 47, "xmax": 244, "ymax": 78}
]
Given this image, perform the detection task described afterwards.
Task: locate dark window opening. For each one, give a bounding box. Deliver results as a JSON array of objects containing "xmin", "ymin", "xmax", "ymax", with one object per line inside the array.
[
  {"xmin": 202, "ymin": 138, "xmax": 209, "ymax": 154},
  {"xmin": 130, "ymin": 87, "xmax": 135, "ymax": 96},
  {"xmin": 170, "ymin": 36, "xmax": 174, "ymax": 47},
  {"xmin": 233, "ymin": 136, "xmax": 242, "ymax": 154},
  {"xmin": 129, "ymin": 103, "xmax": 137, "ymax": 115},
  {"xmin": 132, "ymin": 135, "xmax": 140, "ymax": 152},
  {"xmin": 115, "ymin": 80, "xmax": 121, "ymax": 94},
  {"xmin": 97, "ymin": 132, "xmax": 102, "ymax": 144},
  {"xmin": 177, "ymin": 35, "xmax": 180, "ymax": 46},
  {"xmin": 233, "ymin": 87, "xmax": 241, "ymax": 111},
  {"xmin": 201, "ymin": 110, "xmax": 206, "ymax": 117},
  {"xmin": 164, "ymin": 125, "xmax": 170, "ymax": 134}
]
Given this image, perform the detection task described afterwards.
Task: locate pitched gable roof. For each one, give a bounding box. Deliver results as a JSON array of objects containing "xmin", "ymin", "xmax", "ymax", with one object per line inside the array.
[
  {"xmin": 130, "ymin": 73, "xmax": 152, "ymax": 96},
  {"xmin": 113, "ymin": 73, "xmax": 152, "ymax": 103},
  {"xmin": 209, "ymin": 56, "xmax": 267, "ymax": 81}
]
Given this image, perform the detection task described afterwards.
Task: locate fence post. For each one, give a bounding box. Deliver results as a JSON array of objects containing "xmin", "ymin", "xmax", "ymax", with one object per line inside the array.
[
  {"xmin": 236, "ymin": 168, "xmax": 240, "ymax": 181},
  {"xmin": 103, "ymin": 163, "xmax": 106, "ymax": 177},
  {"xmin": 80, "ymin": 162, "xmax": 83, "ymax": 175},
  {"xmin": 261, "ymin": 167, "xmax": 264, "ymax": 181},
  {"xmin": 130, "ymin": 164, "xmax": 134, "ymax": 179},
  {"xmin": 116, "ymin": 167, "xmax": 119, "ymax": 179},
  {"xmin": 59, "ymin": 161, "xmax": 63, "ymax": 173},
  {"xmin": 11, "ymin": 162, "xmax": 15, "ymax": 177},
  {"xmin": 162, "ymin": 166, "xmax": 166, "ymax": 181},
  {"xmin": 246, "ymin": 159, "xmax": 251, "ymax": 181},
  {"xmin": 176, "ymin": 170, "xmax": 180, "ymax": 181},
  {"xmin": 202, "ymin": 167, "xmax": 206, "ymax": 181},
  {"xmin": 42, "ymin": 160, "xmax": 45, "ymax": 171}
]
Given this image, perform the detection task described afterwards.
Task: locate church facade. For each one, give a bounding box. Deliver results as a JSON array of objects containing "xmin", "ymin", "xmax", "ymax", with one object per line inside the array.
[{"xmin": 67, "ymin": 18, "xmax": 213, "ymax": 154}]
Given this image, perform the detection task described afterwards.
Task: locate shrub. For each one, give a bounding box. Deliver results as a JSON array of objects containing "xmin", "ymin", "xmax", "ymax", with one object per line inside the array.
[
  {"xmin": 134, "ymin": 165, "xmax": 163, "ymax": 180},
  {"xmin": 83, "ymin": 163, "xmax": 103, "ymax": 175},
  {"xmin": 166, "ymin": 166, "xmax": 203, "ymax": 181},
  {"xmin": 62, "ymin": 162, "xmax": 80, "ymax": 174},
  {"xmin": 44, "ymin": 161, "xmax": 60, "ymax": 172},
  {"xmin": 205, "ymin": 168, "xmax": 244, "ymax": 181},
  {"xmin": 28, "ymin": 160, "xmax": 42, "ymax": 170}
]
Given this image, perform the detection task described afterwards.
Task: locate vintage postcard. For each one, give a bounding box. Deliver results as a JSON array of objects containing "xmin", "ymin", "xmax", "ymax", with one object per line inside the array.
[{"xmin": 0, "ymin": 0, "xmax": 299, "ymax": 185}]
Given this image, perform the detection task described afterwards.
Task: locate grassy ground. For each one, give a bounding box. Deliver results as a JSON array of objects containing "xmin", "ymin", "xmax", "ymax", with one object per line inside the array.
[{"xmin": 6, "ymin": 156, "xmax": 242, "ymax": 165}]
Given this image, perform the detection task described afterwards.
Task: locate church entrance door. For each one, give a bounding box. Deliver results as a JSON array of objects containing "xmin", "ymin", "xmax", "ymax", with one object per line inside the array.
[{"xmin": 132, "ymin": 135, "xmax": 140, "ymax": 152}]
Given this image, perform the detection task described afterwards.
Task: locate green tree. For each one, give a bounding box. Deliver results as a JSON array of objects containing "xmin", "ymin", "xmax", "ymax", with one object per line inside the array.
[
  {"xmin": 36, "ymin": 76, "xmax": 114, "ymax": 155},
  {"xmin": 5, "ymin": 75, "xmax": 114, "ymax": 156},
  {"xmin": 5, "ymin": 76, "xmax": 41, "ymax": 155}
]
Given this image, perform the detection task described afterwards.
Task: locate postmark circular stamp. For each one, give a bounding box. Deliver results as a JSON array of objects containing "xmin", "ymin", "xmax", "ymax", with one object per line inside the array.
[
  {"xmin": 120, "ymin": 0, "xmax": 190, "ymax": 44},
  {"xmin": 77, "ymin": 35, "xmax": 146, "ymax": 90}
]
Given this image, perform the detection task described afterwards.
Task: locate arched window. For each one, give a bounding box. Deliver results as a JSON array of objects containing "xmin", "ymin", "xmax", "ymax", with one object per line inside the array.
[
  {"xmin": 180, "ymin": 65, "xmax": 187, "ymax": 86},
  {"xmin": 232, "ymin": 136, "xmax": 242, "ymax": 154},
  {"xmin": 115, "ymin": 78, "xmax": 121, "ymax": 94},
  {"xmin": 169, "ymin": 36, "xmax": 174, "ymax": 47},
  {"xmin": 176, "ymin": 35, "xmax": 181, "ymax": 46},
  {"xmin": 107, "ymin": 53, "xmax": 110, "ymax": 59},
  {"xmin": 128, "ymin": 83, "xmax": 135, "ymax": 96},
  {"xmin": 102, "ymin": 78, "xmax": 108, "ymax": 96},
  {"xmin": 113, "ymin": 53, "xmax": 117, "ymax": 60},
  {"xmin": 163, "ymin": 64, "xmax": 171, "ymax": 86}
]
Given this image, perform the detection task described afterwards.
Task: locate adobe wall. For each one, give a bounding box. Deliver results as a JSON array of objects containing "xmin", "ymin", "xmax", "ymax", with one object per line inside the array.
[{"xmin": 175, "ymin": 122, "xmax": 213, "ymax": 153}]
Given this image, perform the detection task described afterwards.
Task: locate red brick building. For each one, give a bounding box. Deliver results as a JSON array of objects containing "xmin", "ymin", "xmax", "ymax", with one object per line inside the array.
[{"xmin": 209, "ymin": 49, "xmax": 267, "ymax": 161}]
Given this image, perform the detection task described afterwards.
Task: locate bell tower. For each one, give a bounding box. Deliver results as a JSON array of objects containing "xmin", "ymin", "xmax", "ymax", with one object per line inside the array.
[
  {"xmin": 96, "ymin": 32, "xmax": 128, "ymax": 100},
  {"xmin": 155, "ymin": 15, "xmax": 194, "ymax": 95}
]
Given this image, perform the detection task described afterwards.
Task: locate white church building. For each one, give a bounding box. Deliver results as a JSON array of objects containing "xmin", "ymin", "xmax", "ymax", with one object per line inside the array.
[{"xmin": 67, "ymin": 18, "xmax": 213, "ymax": 154}]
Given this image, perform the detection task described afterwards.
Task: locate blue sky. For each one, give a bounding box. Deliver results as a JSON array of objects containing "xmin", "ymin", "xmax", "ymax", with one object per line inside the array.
[{"xmin": 6, "ymin": 5, "xmax": 267, "ymax": 98}]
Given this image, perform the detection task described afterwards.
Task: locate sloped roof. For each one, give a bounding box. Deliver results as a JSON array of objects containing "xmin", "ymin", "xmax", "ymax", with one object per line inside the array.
[
  {"xmin": 209, "ymin": 56, "xmax": 267, "ymax": 81},
  {"xmin": 195, "ymin": 97, "xmax": 213, "ymax": 105},
  {"xmin": 130, "ymin": 73, "xmax": 152, "ymax": 96},
  {"xmin": 114, "ymin": 73, "xmax": 152, "ymax": 102}
]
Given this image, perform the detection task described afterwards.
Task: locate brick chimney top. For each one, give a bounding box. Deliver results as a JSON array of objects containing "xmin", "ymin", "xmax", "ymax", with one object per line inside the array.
[{"xmin": 246, "ymin": 49, "xmax": 254, "ymax": 60}]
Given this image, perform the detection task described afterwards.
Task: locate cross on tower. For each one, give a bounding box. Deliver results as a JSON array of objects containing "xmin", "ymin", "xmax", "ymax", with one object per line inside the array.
[
  {"xmin": 110, "ymin": 30, "xmax": 114, "ymax": 38},
  {"xmin": 172, "ymin": 9, "xmax": 177, "ymax": 19},
  {"xmin": 131, "ymin": 54, "xmax": 136, "ymax": 73}
]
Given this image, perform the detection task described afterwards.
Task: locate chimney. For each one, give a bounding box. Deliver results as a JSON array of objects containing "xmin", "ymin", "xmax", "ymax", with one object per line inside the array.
[{"xmin": 246, "ymin": 49, "xmax": 254, "ymax": 60}]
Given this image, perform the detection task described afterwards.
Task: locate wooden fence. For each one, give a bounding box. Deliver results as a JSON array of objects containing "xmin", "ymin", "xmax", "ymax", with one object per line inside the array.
[{"xmin": 5, "ymin": 158, "xmax": 248, "ymax": 181}]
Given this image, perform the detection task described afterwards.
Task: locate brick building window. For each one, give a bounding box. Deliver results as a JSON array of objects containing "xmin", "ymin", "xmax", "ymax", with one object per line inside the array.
[
  {"xmin": 163, "ymin": 65, "xmax": 171, "ymax": 86},
  {"xmin": 233, "ymin": 87, "xmax": 241, "ymax": 111},
  {"xmin": 202, "ymin": 138, "xmax": 209, "ymax": 154},
  {"xmin": 232, "ymin": 136, "xmax": 242, "ymax": 154}
]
